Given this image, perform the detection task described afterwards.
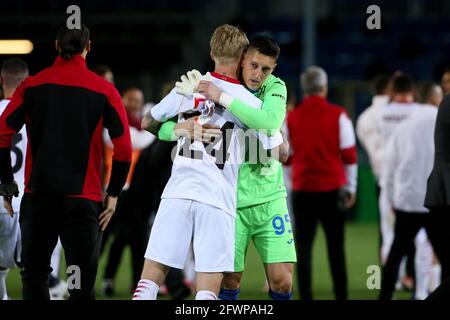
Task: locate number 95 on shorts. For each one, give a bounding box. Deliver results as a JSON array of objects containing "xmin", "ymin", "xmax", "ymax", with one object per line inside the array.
[{"xmin": 234, "ymin": 197, "xmax": 297, "ymax": 272}]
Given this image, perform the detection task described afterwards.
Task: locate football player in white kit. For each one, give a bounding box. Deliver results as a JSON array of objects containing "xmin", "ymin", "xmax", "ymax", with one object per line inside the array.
[
  {"xmin": 0, "ymin": 58, "xmax": 28, "ymax": 300},
  {"xmin": 376, "ymin": 74, "xmax": 420, "ymax": 265},
  {"xmin": 380, "ymin": 83, "xmax": 443, "ymax": 300},
  {"xmin": 132, "ymin": 25, "xmax": 282, "ymax": 300}
]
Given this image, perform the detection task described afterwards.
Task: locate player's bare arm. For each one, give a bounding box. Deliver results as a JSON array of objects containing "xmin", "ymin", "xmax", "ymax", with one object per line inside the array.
[
  {"xmin": 270, "ymin": 135, "xmax": 289, "ymax": 163},
  {"xmin": 174, "ymin": 117, "xmax": 221, "ymax": 143},
  {"xmin": 98, "ymin": 194, "xmax": 118, "ymax": 231},
  {"xmin": 141, "ymin": 110, "xmax": 162, "ymax": 136}
]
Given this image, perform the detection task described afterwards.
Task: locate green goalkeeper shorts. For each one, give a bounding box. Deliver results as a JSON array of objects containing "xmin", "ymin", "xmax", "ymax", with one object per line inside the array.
[{"xmin": 234, "ymin": 197, "xmax": 297, "ymax": 272}]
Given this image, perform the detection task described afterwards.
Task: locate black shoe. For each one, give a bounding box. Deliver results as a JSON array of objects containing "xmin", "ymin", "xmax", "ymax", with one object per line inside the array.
[
  {"xmin": 102, "ymin": 279, "xmax": 115, "ymax": 297},
  {"xmin": 170, "ymin": 285, "xmax": 192, "ymax": 300}
]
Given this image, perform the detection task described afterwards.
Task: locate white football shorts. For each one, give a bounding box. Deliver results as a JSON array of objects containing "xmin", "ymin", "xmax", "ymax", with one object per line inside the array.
[
  {"xmin": 0, "ymin": 211, "xmax": 21, "ymax": 268},
  {"xmin": 145, "ymin": 198, "xmax": 235, "ymax": 272}
]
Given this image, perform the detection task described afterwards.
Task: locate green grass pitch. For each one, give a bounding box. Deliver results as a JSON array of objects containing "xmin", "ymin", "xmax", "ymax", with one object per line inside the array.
[{"xmin": 5, "ymin": 223, "xmax": 413, "ymax": 300}]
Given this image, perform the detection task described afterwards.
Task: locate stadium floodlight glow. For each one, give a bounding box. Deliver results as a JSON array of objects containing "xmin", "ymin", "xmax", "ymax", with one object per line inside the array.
[{"xmin": 0, "ymin": 40, "xmax": 34, "ymax": 54}]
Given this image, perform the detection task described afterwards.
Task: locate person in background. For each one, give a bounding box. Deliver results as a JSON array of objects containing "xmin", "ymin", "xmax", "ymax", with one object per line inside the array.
[
  {"xmin": 288, "ymin": 66, "xmax": 357, "ymax": 300},
  {"xmin": 0, "ymin": 58, "xmax": 28, "ymax": 300},
  {"xmin": 424, "ymin": 89, "xmax": 450, "ymax": 297},
  {"xmin": 90, "ymin": 64, "xmax": 116, "ymax": 257},
  {"xmin": 356, "ymin": 75, "xmax": 390, "ymax": 260},
  {"xmin": 101, "ymin": 87, "xmax": 155, "ymax": 296},
  {"xmin": 379, "ymin": 82, "xmax": 443, "ymax": 300},
  {"xmin": 0, "ymin": 24, "xmax": 132, "ymax": 300},
  {"xmin": 92, "ymin": 64, "xmax": 114, "ymax": 84},
  {"xmin": 356, "ymin": 75, "xmax": 390, "ymax": 190},
  {"xmin": 376, "ymin": 74, "xmax": 421, "ymax": 292}
]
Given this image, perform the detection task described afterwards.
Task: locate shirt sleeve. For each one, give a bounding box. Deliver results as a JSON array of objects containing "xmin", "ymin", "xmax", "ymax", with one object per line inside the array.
[
  {"xmin": 0, "ymin": 80, "xmax": 27, "ymax": 183},
  {"xmin": 150, "ymin": 88, "xmax": 194, "ymax": 122},
  {"xmin": 103, "ymin": 87, "xmax": 132, "ymax": 196},
  {"xmin": 356, "ymin": 108, "xmax": 383, "ymax": 179},
  {"xmin": 158, "ymin": 120, "xmax": 178, "ymax": 142},
  {"xmin": 382, "ymin": 132, "xmax": 399, "ymax": 206},
  {"xmin": 130, "ymin": 126, "xmax": 156, "ymax": 149},
  {"xmin": 339, "ymin": 112, "xmax": 358, "ymax": 193},
  {"xmin": 223, "ymin": 81, "xmax": 287, "ymax": 132}
]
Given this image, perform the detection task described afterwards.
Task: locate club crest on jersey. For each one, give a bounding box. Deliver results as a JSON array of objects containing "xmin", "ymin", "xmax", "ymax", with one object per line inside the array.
[{"xmin": 193, "ymin": 93, "xmax": 216, "ymax": 125}]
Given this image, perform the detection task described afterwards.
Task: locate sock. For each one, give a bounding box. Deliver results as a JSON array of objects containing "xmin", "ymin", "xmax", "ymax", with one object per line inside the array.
[
  {"xmin": 429, "ymin": 264, "xmax": 442, "ymax": 292},
  {"xmin": 219, "ymin": 287, "xmax": 240, "ymax": 300},
  {"xmin": 50, "ymin": 240, "xmax": 62, "ymax": 278},
  {"xmin": 0, "ymin": 269, "xmax": 9, "ymax": 300},
  {"xmin": 269, "ymin": 289, "xmax": 292, "ymax": 300},
  {"xmin": 132, "ymin": 279, "xmax": 159, "ymax": 300},
  {"xmin": 195, "ymin": 290, "xmax": 217, "ymax": 300}
]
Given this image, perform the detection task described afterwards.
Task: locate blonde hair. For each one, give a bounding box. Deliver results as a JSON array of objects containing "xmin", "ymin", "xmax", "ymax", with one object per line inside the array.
[{"xmin": 210, "ymin": 24, "xmax": 249, "ymax": 65}]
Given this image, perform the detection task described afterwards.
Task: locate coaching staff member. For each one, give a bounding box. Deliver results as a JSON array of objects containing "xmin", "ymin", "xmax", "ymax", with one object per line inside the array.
[
  {"xmin": 424, "ymin": 94, "xmax": 450, "ymax": 294},
  {"xmin": 0, "ymin": 25, "xmax": 132, "ymax": 300},
  {"xmin": 288, "ymin": 66, "xmax": 357, "ymax": 300}
]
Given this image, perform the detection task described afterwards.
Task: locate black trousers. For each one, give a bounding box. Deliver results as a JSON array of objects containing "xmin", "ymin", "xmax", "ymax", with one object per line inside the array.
[
  {"xmin": 103, "ymin": 190, "xmax": 148, "ymax": 289},
  {"xmin": 379, "ymin": 209, "xmax": 447, "ymax": 300},
  {"xmin": 292, "ymin": 190, "xmax": 347, "ymax": 300},
  {"xmin": 428, "ymin": 207, "xmax": 450, "ymax": 282},
  {"xmin": 103, "ymin": 192, "xmax": 187, "ymax": 297},
  {"xmin": 103, "ymin": 222, "xmax": 148, "ymax": 290},
  {"xmin": 19, "ymin": 193, "xmax": 102, "ymax": 300}
]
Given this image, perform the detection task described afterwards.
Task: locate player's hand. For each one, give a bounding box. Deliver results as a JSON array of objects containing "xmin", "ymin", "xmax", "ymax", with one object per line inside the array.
[
  {"xmin": 0, "ymin": 181, "xmax": 19, "ymax": 197},
  {"xmin": 175, "ymin": 69, "xmax": 202, "ymax": 97},
  {"xmin": 3, "ymin": 196, "xmax": 14, "ymax": 217},
  {"xmin": 343, "ymin": 192, "xmax": 356, "ymax": 209},
  {"xmin": 99, "ymin": 194, "xmax": 118, "ymax": 232},
  {"xmin": 198, "ymin": 80, "xmax": 223, "ymax": 103},
  {"xmin": 337, "ymin": 188, "xmax": 356, "ymax": 210},
  {"xmin": 0, "ymin": 181, "xmax": 19, "ymax": 217},
  {"xmin": 174, "ymin": 117, "xmax": 221, "ymax": 143},
  {"xmin": 202, "ymin": 123, "xmax": 222, "ymax": 143}
]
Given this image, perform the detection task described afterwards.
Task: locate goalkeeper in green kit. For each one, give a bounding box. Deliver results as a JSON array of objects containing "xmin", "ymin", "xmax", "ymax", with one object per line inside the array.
[{"xmin": 158, "ymin": 36, "xmax": 296, "ymax": 300}]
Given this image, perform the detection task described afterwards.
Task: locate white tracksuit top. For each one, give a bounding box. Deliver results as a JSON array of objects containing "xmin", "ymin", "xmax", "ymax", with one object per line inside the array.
[
  {"xmin": 382, "ymin": 105, "xmax": 437, "ymax": 213},
  {"xmin": 356, "ymin": 95, "xmax": 389, "ymax": 181}
]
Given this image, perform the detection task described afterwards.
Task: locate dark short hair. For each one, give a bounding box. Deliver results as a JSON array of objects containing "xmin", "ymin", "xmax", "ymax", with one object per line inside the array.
[
  {"xmin": 419, "ymin": 82, "xmax": 439, "ymax": 104},
  {"xmin": 442, "ymin": 66, "xmax": 450, "ymax": 76},
  {"xmin": 91, "ymin": 64, "xmax": 112, "ymax": 77},
  {"xmin": 56, "ymin": 24, "xmax": 90, "ymax": 60},
  {"xmin": 122, "ymin": 86, "xmax": 143, "ymax": 96},
  {"xmin": 248, "ymin": 36, "xmax": 280, "ymax": 60},
  {"xmin": 371, "ymin": 74, "xmax": 390, "ymax": 95},
  {"xmin": 391, "ymin": 74, "xmax": 415, "ymax": 94},
  {"xmin": 1, "ymin": 58, "xmax": 29, "ymax": 88}
]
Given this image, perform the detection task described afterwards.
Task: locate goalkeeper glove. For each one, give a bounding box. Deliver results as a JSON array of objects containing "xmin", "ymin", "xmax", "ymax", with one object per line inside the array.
[
  {"xmin": 175, "ymin": 69, "xmax": 202, "ymax": 97},
  {"xmin": 175, "ymin": 70, "xmax": 213, "ymax": 97}
]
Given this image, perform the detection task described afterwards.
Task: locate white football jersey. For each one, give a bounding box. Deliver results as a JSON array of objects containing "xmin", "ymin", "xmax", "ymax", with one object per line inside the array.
[
  {"xmin": 376, "ymin": 101, "xmax": 420, "ymax": 185},
  {"xmin": 151, "ymin": 74, "xmax": 279, "ymax": 216},
  {"xmin": 0, "ymin": 99, "xmax": 27, "ymax": 213},
  {"xmin": 377, "ymin": 102, "xmax": 420, "ymax": 143},
  {"xmin": 383, "ymin": 105, "xmax": 437, "ymax": 212}
]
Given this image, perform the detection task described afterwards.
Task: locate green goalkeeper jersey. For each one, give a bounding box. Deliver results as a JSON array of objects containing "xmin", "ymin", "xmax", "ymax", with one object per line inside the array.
[
  {"xmin": 235, "ymin": 75, "xmax": 287, "ymax": 208},
  {"xmin": 157, "ymin": 74, "xmax": 288, "ymax": 208}
]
